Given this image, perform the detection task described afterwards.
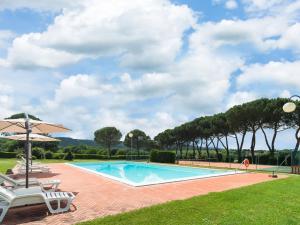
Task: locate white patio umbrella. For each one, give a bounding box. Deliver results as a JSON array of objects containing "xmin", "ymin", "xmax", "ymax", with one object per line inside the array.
[
  {"xmin": 0, "ymin": 114, "xmax": 70, "ymax": 188},
  {"xmin": 0, "ymin": 118, "xmax": 69, "ymax": 134},
  {"xmin": 1, "ymin": 133, "xmax": 61, "ymax": 166},
  {"xmin": 2, "ymin": 133, "xmax": 61, "ymax": 142}
]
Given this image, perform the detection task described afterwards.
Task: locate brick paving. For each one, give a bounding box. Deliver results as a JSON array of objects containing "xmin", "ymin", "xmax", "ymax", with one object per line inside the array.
[
  {"xmin": 3, "ymin": 163, "xmax": 285, "ymax": 225},
  {"xmin": 179, "ymin": 160, "xmax": 274, "ymax": 170}
]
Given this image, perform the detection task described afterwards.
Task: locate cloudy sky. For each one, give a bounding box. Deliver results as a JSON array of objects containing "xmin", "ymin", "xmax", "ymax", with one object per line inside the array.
[{"xmin": 0, "ymin": 0, "xmax": 299, "ymax": 148}]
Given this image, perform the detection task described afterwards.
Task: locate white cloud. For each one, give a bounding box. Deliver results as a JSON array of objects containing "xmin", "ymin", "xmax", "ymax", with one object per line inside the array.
[
  {"xmin": 27, "ymin": 73, "xmax": 188, "ymax": 138},
  {"xmin": 189, "ymin": 17, "xmax": 290, "ymax": 53},
  {"xmin": 50, "ymin": 74, "xmax": 113, "ymax": 104},
  {"xmin": 7, "ymin": 33, "xmax": 82, "ymax": 69},
  {"xmin": 4, "ymin": 0, "xmax": 196, "ymax": 70},
  {"xmin": 213, "ymin": 0, "xmax": 238, "ymax": 9},
  {"xmin": 225, "ymin": 0, "xmax": 238, "ymax": 9},
  {"xmin": 237, "ymin": 61, "xmax": 300, "ymax": 89},
  {"xmin": 0, "ymin": 83, "xmax": 15, "ymax": 118},
  {"xmin": 0, "ymin": 0, "xmax": 83, "ymax": 12},
  {"xmin": 1, "ymin": 0, "xmax": 300, "ymax": 144},
  {"xmin": 242, "ymin": 0, "xmax": 293, "ymax": 14},
  {"xmin": 236, "ymin": 60, "xmax": 300, "ymax": 99},
  {"xmin": 226, "ymin": 91, "xmax": 257, "ymax": 108},
  {"xmin": 243, "ymin": 0, "xmax": 285, "ymax": 10},
  {"xmin": 276, "ymin": 23, "xmax": 300, "ymax": 53},
  {"xmin": 0, "ymin": 30, "xmax": 14, "ymax": 49},
  {"xmin": 279, "ymin": 90, "xmax": 291, "ymax": 98}
]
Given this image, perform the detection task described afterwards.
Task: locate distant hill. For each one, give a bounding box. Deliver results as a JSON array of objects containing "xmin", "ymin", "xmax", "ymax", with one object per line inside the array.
[
  {"xmin": 57, "ymin": 137, "xmax": 100, "ymax": 147},
  {"xmin": 57, "ymin": 137, "xmax": 125, "ymax": 148}
]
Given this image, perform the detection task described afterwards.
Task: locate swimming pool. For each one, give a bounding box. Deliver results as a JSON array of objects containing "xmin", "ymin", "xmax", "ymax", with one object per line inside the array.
[{"xmin": 69, "ymin": 161, "xmax": 240, "ymax": 186}]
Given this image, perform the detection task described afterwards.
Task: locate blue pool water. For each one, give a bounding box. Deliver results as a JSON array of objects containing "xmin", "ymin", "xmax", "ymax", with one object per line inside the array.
[{"xmin": 69, "ymin": 161, "xmax": 238, "ymax": 186}]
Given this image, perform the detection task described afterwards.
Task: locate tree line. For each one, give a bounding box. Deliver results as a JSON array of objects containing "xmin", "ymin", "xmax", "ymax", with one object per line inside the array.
[
  {"xmin": 154, "ymin": 98, "xmax": 300, "ymax": 163},
  {"xmin": 94, "ymin": 127, "xmax": 154, "ymax": 157}
]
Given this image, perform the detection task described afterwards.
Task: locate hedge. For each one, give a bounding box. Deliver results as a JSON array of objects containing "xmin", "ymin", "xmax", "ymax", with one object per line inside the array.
[
  {"xmin": 150, "ymin": 150, "xmax": 175, "ymax": 163},
  {"xmin": 73, "ymin": 154, "xmax": 148, "ymax": 160},
  {"xmin": 0, "ymin": 151, "xmax": 149, "ymax": 161},
  {"xmin": 0, "ymin": 152, "xmax": 17, "ymax": 158},
  {"xmin": 74, "ymin": 154, "xmax": 104, "ymax": 160}
]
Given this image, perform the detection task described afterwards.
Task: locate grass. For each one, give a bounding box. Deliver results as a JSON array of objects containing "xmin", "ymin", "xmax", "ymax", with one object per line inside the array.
[
  {"xmin": 0, "ymin": 158, "xmax": 102, "ymax": 172},
  {"xmin": 0, "ymin": 158, "xmax": 17, "ymax": 173},
  {"xmin": 78, "ymin": 176, "xmax": 300, "ymax": 225}
]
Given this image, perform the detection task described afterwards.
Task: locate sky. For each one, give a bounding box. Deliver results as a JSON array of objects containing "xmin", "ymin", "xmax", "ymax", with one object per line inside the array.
[{"xmin": 0, "ymin": 0, "xmax": 300, "ymax": 149}]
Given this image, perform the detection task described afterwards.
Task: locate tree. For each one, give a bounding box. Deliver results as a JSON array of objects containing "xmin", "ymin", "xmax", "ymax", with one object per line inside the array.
[
  {"xmin": 94, "ymin": 127, "xmax": 122, "ymax": 157},
  {"xmin": 6, "ymin": 113, "xmax": 41, "ymax": 121},
  {"xmin": 211, "ymin": 113, "xmax": 230, "ymax": 161},
  {"xmin": 260, "ymin": 98, "xmax": 291, "ymax": 155},
  {"xmin": 124, "ymin": 129, "xmax": 150, "ymax": 156},
  {"xmin": 196, "ymin": 117, "xmax": 214, "ymax": 159},
  {"xmin": 226, "ymin": 105, "xmax": 248, "ymax": 162},
  {"xmin": 284, "ymin": 101, "xmax": 300, "ymax": 165},
  {"xmin": 242, "ymin": 99, "xmax": 267, "ymax": 162},
  {"xmin": 154, "ymin": 129, "xmax": 175, "ymax": 150}
]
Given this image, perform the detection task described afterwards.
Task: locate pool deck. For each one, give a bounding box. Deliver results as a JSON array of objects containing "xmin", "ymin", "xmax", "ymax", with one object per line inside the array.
[
  {"xmin": 4, "ymin": 163, "xmax": 286, "ymax": 225},
  {"xmin": 179, "ymin": 160, "xmax": 275, "ymax": 170}
]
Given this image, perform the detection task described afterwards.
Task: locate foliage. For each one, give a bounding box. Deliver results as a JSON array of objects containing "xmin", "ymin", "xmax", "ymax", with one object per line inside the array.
[
  {"xmin": 32, "ymin": 147, "xmax": 45, "ymax": 159},
  {"xmin": 53, "ymin": 153, "xmax": 65, "ymax": 159},
  {"xmin": 124, "ymin": 129, "xmax": 151, "ymax": 156},
  {"xmin": 64, "ymin": 151, "xmax": 74, "ymax": 161},
  {"xmin": 116, "ymin": 149, "xmax": 126, "ymax": 155},
  {"xmin": 45, "ymin": 151, "xmax": 53, "ymax": 159},
  {"xmin": 150, "ymin": 150, "xmax": 175, "ymax": 163},
  {"xmin": 58, "ymin": 137, "xmax": 100, "ymax": 147},
  {"xmin": 94, "ymin": 127, "xmax": 122, "ymax": 157},
  {"xmin": 5, "ymin": 113, "xmax": 41, "ymax": 121},
  {"xmin": 0, "ymin": 152, "xmax": 17, "ymax": 158},
  {"xmin": 154, "ymin": 98, "xmax": 298, "ymax": 163},
  {"xmin": 74, "ymin": 154, "xmax": 104, "ymax": 160}
]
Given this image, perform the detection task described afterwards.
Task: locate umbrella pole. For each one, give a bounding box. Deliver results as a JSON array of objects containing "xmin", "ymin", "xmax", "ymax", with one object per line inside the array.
[{"xmin": 25, "ymin": 114, "xmax": 30, "ymax": 188}]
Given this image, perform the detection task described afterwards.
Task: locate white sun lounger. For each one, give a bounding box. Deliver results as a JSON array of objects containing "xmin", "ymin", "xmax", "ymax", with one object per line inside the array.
[
  {"xmin": 0, "ymin": 186, "xmax": 75, "ymax": 223},
  {"xmin": 21, "ymin": 157, "xmax": 42, "ymax": 165},
  {"xmin": 0, "ymin": 173, "xmax": 60, "ymax": 192},
  {"xmin": 16, "ymin": 161, "xmax": 51, "ymax": 174}
]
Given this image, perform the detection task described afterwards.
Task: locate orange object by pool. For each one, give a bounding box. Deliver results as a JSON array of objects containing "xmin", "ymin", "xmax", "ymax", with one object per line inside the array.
[{"xmin": 243, "ymin": 159, "xmax": 250, "ymax": 168}]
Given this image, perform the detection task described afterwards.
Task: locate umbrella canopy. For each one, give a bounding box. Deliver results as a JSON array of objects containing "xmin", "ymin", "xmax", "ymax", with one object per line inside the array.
[
  {"xmin": 0, "ymin": 118, "xmax": 70, "ymax": 134},
  {"xmin": 1, "ymin": 133, "xmax": 61, "ymax": 142},
  {"xmin": 0, "ymin": 116, "xmax": 70, "ymax": 188}
]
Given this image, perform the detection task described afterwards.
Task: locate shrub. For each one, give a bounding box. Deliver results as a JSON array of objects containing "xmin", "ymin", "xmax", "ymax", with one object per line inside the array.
[
  {"xmin": 150, "ymin": 150, "xmax": 175, "ymax": 163},
  {"xmin": 86, "ymin": 149, "xmax": 98, "ymax": 154},
  {"xmin": 45, "ymin": 151, "xmax": 53, "ymax": 159},
  {"xmin": 98, "ymin": 149, "xmax": 108, "ymax": 155},
  {"xmin": 32, "ymin": 147, "xmax": 45, "ymax": 159},
  {"xmin": 111, "ymin": 148, "xmax": 118, "ymax": 156},
  {"xmin": 116, "ymin": 149, "xmax": 126, "ymax": 156},
  {"xmin": 110, "ymin": 155, "xmax": 126, "ymax": 160},
  {"xmin": 74, "ymin": 154, "xmax": 103, "ymax": 160},
  {"xmin": 53, "ymin": 153, "xmax": 65, "ymax": 159},
  {"xmin": 0, "ymin": 152, "xmax": 17, "ymax": 158},
  {"xmin": 64, "ymin": 151, "xmax": 74, "ymax": 161}
]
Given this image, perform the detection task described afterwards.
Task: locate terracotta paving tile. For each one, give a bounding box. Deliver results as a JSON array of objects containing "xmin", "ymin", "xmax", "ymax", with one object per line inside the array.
[{"xmin": 3, "ymin": 163, "xmax": 286, "ymax": 225}]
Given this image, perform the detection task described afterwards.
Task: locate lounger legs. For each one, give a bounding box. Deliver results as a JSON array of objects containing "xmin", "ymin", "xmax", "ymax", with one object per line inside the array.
[{"xmin": 45, "ymin": 198, "xmax": 72, "ymax": 214}]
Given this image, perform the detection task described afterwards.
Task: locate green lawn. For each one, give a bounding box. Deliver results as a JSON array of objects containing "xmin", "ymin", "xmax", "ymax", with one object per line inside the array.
[
  {"xmin": 0, "ymin": 158, "xmax": 102, "ymax": 172},
  {"xmin": 0, "ymin": 158, "xmax": 16, "ymax": 173},
  {"xmin": 78, "ymin": 176, "xmax": 300, "ymax": 225}
]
